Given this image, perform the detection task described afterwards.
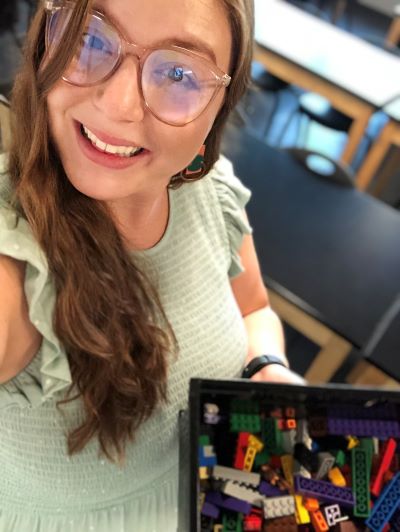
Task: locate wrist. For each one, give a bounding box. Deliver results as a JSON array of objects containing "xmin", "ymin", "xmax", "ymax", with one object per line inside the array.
[{"xmin": 241, "ymin": 354, "xmax": 289, "ymax": 379}]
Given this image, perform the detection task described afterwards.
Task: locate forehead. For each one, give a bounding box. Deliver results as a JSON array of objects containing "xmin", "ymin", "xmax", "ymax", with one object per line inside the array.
[{"xmin": 93, "ymin": 0, "xmax": 232, "ymax": 70}]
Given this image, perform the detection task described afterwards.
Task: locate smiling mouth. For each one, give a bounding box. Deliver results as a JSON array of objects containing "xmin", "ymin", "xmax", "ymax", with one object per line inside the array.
[{"xmin": 80, "ymin": 124, "xmax": 145, "ymax": 158}]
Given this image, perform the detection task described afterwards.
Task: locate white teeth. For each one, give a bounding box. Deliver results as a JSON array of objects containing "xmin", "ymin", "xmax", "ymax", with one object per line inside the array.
[{"xmin": 82, "ymin": 125, "xmax": 142, "ymax": 157}]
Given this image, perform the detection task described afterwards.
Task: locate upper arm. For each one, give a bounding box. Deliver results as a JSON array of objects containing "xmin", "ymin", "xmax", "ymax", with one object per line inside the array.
[
  {"xmin": 230, "ymin": 212, "xmax": 269, "ymax": 317},
  {"xmin": 0, "ymin": 255, "xmax": 42, "ymax": 383}
]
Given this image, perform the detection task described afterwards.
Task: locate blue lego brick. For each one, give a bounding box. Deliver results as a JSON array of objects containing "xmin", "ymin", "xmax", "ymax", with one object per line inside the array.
[
  {"xmin": 201, "ymin": 501, "xmax": 220, "ymax": 519},
  {"xmin": 198, "ymin": 445, "xmax": 217, "ymax": 467},
  {"xmin": 366, "ymin": 472, "xmax": 400, "ymax": 532},
  {"xmin": 294, "ymin": 474, "xmax": 355, "ymax": 507},
  {"xmin": 206, "ymin": 491, "xmax": 252, "ymax": 515}
]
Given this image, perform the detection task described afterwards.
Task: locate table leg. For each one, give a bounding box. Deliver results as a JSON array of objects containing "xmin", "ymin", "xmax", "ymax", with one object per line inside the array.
[
  {"xmin": 332, "ymin": 0, "xmax": 348, "ymax": 24},
  {"xmin": 341, "ymin": 108, "xmax": 372, "ymax": 165},
  {"xmin": 355, "ymin": 121, "xmax": 400, "ymax": 191},
  {"xmin": 304, "ymin": 335, "xmax": 353, "ymax": 383},
  {"xmin": 386, "ymin": 16, "xmax": 400, "ymax": 47},
  {"xmin": 347, "ymin": 360, "xmax": 400, "ymax": 387}
]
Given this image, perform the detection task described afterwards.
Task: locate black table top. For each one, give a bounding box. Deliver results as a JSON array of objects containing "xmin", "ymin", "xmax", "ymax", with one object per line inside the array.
[{"xmin": 221, "ymin": 126, "xmax": 400, "ymax": 359}]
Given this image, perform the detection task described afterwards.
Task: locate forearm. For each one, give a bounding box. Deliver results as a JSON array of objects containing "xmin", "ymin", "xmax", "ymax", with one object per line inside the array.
[{"xmin": 243, "ymin": 305, "xmax": 289, "ymax": 367}]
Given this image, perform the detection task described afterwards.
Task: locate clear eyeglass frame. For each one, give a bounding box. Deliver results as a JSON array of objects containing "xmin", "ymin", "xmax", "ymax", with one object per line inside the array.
[{"xmin": 43, "ymin": 0, "xmax": 232, "ymax": 127}]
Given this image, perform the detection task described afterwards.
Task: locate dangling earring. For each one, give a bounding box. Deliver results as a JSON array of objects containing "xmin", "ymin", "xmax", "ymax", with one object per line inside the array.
[{"xmin": 180, "ymin": 145, "xmax": 206, "ymax": 182}]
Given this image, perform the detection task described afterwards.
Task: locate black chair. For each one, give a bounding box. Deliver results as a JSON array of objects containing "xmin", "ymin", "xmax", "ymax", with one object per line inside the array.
[
  {"xmin": 283, "ymin": 147, "xmax": 355, "ymax": 187},
  {"xmin": 236, "ymin": 62, "xmax": 290, "ymax": 141},
  {"xmin": 276, "ymin": 92, "xmax": 354, "ymax": 149}
]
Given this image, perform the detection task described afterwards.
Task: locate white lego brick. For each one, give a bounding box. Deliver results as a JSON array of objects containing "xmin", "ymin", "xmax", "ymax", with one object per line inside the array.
[
  {"xmin": 222, "ymin": 480, "xmax": 264, "ymax": 507},
  {"xmin": 324, "ymin": 504, "xmax": 342, "ymax": 526},
  {"xmin": 295, "ymin": 419, "xmax": 313, "ymax": 449},
  {"xmin": 282, "ymin": 430, "xmax": 296, "ymax": 454},
  {"xmin": 212, "ymin": 465, "xmax": 260, "ymax": 487},
  {"xmin": 263, "ymin": 495, "xmax": 296, "ymax": 519}
]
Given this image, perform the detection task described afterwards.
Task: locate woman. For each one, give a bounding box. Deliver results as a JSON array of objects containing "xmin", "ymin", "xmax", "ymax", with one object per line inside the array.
[{"xmin": 0, "ymin": 0, "xmax": 302, "ymax": 530}]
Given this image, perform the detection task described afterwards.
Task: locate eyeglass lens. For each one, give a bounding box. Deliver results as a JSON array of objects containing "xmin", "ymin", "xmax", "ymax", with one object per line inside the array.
[{"xmin": 47, "ymin": 7, "xmax": 220, "ymax": 125}]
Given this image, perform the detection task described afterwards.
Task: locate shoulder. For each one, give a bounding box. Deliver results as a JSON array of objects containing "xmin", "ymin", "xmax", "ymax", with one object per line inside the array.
[{"xmin": 0, "ymin": 255, "xmax": 42, "ymax": 383}]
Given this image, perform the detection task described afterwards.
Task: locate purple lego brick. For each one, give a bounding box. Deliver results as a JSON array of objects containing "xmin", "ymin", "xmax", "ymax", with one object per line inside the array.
[
  {"xmin": 201, "ymin": 501, "xmax": 220, "ymax": 519},
  {"xmin": 205, "ymin": 491, "xmax": 252, "ymax": 515},
  {"xmin": 366, "ymin": 473, "xmax": 400, "ymax": 532},
  {"xmin": 328, "ymin": 417, "xmax": 400, "ymax": 438},
  {"xmin": 294, "ymin": 475, "xmax": 355, "ymax": 507},
  {"xmin": 328, "ymin": 404, "xmax": 398, "ymax": 420},
  {"xmin": 259, "ymin": 481, "xmax": 286, "ymax": 497}
]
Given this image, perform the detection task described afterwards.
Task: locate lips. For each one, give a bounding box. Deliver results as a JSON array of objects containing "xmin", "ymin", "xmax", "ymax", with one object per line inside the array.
[{"xmin": 74, "ymin": 120, "xmax": 150, "ymax": 170}]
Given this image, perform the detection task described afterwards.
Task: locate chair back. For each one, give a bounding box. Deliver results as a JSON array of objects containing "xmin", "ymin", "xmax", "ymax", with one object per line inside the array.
[{"xmin": 284, "ymin": 147, "xmax": 355, "ymax": 187}]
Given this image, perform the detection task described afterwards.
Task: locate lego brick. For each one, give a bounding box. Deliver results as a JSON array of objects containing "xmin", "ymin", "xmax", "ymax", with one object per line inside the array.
[
  {"xmin": 304, "ymin": 497, "xmax": 319, "ymax": 512},
  {"xmin": 280, "ymin": 454, "xmax": 294, "ymax": 487},
  {"xmin": 205, "ymin": 491, "xmax": 252, "ymax": 515},
  {"xmin": 259, "ymin": 481, "xmax": 284, "ymax": 497},
  {"xmin": 234, "ymin": 432, "xmax": 250, "ymax": 470},
  {"xmin": 204, "ymin": 403, "xmax": 221, "ymax": 425},
  {"xmin": 366, "ymin": 472, "xmax": 400, "ymax": 532},
  {"xmin": 316, "ymin": 452, "xmax": 335, "ymax": 479},
  {"xmin": 262, "ymin": 495, "xmax": 295, "ymax": 519},
  {"xmin": 328, "ymin": 467, "xmax": 347, "ymax": 487},
  {"xmin": 346, "ymin": 436, "xmax": 360, "ymax": 450},
  {"xmin": 222, "ymin": 511, "xmax": 243, "ymax": 532},
  {"xmin": 254, "ymin": 449, "xmax": 271, "ymax": 468},
  {"xmin": 262, "ymin": 418, "xmax": 283, "ymax": 454},
  {"xmin": 294, "ymin": 443, "xmax": 319, "ymax": 472},
  {"xmin": 294, "ymin": 475, "xmax": 355, "ymax": 507},
  {"xmin": 351, "ymin": 447, "xmax": 371, "ymax": 518},
  {"xmin": 295, "ymin": 418, "xmax": 313, "ymax": 449},
  {"xmin": 328, "ymin": 417, "xmax": 400, "ymax": 438},
  {"xmin": 310, "ymin": 509, "xmax": 329, "ymax": 532},
  {"xmin": 230, "ymin": 413, "xmax": 261, "ymax": 433},
  {"xmin": 202, "ymin": 501, "xmax": 220, "ymax": 519},
  {"xmin": 281, "ymin": 430, "xmax": 296, "ymax": 454},
  {"xmin": 294, "ymin": 494, "xmax": 310, "ymax": 525},
  {"xmin": 243, "ymin": 511, "xmax": 262, "ymax": 531},
  {"xmin": 371, "ymin": 438, "xmax": 397, "ymax": 497},
  {"xmin": 212, "ymin": 465, "xmax": 260, "ymax": 487},
  {"xmin": 222, "ymin": 480, "xmax": 264, "ymax": 507},
  {"xmin": 324, "ymin": 504, "xmax": 343, "ymax": 526},
  {"xmin": 243, "ymin": 446, "xmax": 257, "ymax": 473},
  {"xmin": 309, "ymin": 416, "xmax": 328, "ymax": 437},
  {"xmin": 263, "ymin": 515, "xmax": 297, "ymax": 531}
]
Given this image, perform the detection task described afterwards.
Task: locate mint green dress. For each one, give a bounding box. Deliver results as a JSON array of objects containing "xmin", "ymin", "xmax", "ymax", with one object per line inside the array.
[{"xmin": 0, "ymin": 154, "xmax": 252, "ymax": 532}]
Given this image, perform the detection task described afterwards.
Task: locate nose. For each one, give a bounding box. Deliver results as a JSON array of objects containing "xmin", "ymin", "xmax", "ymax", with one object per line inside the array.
[{"xmin": 92, "ymin": 56, "xmax": 145, "ymax": 123}]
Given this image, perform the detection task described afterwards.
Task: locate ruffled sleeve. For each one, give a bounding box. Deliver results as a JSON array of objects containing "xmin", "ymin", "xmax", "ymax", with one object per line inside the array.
[
  {"xmin": 0, "ymin": 169, "xmax": 72, "ymax": 409},
  {"xmin": 209, "ymin": 155, "xmax": 252, "ymax": 278}
]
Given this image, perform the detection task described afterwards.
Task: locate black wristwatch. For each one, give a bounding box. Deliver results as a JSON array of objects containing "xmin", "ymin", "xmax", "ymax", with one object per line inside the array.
[{"xmin": 241, "ymin": 354, "xmax": 288, "ymax": 379}]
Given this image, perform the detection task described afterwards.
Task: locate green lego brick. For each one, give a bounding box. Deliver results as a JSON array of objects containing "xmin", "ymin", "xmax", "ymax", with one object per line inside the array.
[
  {"xmin": 199, "ymin": 435, "xmax": 210, "ymax": 446},
  {"xmin": 360, "ymin": 438, "xmax": 374, "ymax": 465},
  {"xmin": 262, "ymin": 418, "xmax": 283, "ymax": 454},
  {"xmin": 230, "ymin": 413, "xmax": 261, "ymax": 433},
  {"xmin": 333, "ymin": 449, "xmax": 346, "ymax": 467},
  {"xmin": 254, "ymin": 448, "xmax": 271, "ymax": 468},
  {"xmin": 230, "ymin": 399, "xmax": 259, "ymax": 414},
  {"xmin": 351, "ymin": 447, "xmax": 371, "ymax": 518},
  {"xmin": 222, "ymin": 512, "xmax": 243, "ymax": 532}
]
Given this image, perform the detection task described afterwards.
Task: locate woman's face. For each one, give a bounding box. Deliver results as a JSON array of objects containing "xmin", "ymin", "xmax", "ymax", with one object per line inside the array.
[{"xmin": 46, "ymin": 0, "xmax": 232, "ymax": 201}]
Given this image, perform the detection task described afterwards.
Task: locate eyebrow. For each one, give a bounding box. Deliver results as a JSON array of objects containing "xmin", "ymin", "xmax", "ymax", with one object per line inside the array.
[
  {"xmin": 93, "ymin": 3, "xmax": 217, "ymax": 64},
  {"xmin": 161, "ymin": 38, "xmax": 217, "ymax": 64}
]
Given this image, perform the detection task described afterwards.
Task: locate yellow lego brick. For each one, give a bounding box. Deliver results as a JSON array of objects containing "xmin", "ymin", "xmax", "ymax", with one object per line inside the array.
[
  {"xmin": 281, "ymin": 454, "xmax": 294, "ymax": 487},
  {"xmin": 213, "ymin": 526, "xmax": 223, "ymax": 532},
  {"xmin": 295, "ymin": 494, "xmax": 311, "ymax": 524},
  {"xmin": 243, "ymin": 445, "xmax": 257, "ymax": 472},
  {"xmin": 328, "ymin": 466, "xmax": 346, "ymax": 487},
  {"xmin": 199, "ymin": 466, "xmax": 209, "ymax": 480},
  {"xmin": 248, "ymin": 434, "xmax": 264, "ymax": 452},
  {"xmin": 346, "ymin": 435, "xmax": 360, "ymax": 449}
]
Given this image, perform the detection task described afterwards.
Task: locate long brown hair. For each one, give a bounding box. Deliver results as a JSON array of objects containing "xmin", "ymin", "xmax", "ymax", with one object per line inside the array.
[{"xmin": 7, "ymin": 0, "xmax": 254, "ymax": 463}]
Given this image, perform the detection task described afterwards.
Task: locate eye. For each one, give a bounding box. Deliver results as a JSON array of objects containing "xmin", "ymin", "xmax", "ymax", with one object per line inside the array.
[
  {"xmin": 152, "ymin": 64, "xmax": 200, "ymax": 90},
  {"xmin": 81, "ymin": 32, "xmax": 113, "ymax": 55}
]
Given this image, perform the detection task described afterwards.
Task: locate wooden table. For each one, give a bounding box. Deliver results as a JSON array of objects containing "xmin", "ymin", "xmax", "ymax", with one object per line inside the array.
[
  {"xmin": 254, "ymin": 0, "xmax": 400, "ymax": 174},
  {"xmin": 356, "ymin": 98, "xmax": 400, "ymax": 191},
  {"xmin": 357, "ymin": 0, "xmax": 400, "ymax": 46},
  {"xmin": 222, "ymin": 124, "xmax": 400, "ymax": 385}
]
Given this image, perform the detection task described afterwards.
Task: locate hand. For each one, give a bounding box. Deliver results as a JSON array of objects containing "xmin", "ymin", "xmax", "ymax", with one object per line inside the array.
[{"xmin": 250, "ymin": 363, "xmax": 306, "ymax": 385}]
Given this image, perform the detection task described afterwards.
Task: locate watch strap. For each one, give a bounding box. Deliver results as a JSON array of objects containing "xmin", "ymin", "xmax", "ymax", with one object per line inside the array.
[{"xmin": 241, "ymin": 354, "xmax": 288, "ymax": 379}]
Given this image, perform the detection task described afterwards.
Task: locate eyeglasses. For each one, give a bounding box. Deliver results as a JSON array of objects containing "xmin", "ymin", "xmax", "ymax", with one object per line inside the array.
[{"xmin": 44, "ymin": 1, "xmax": 231, "ymax": 127}]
